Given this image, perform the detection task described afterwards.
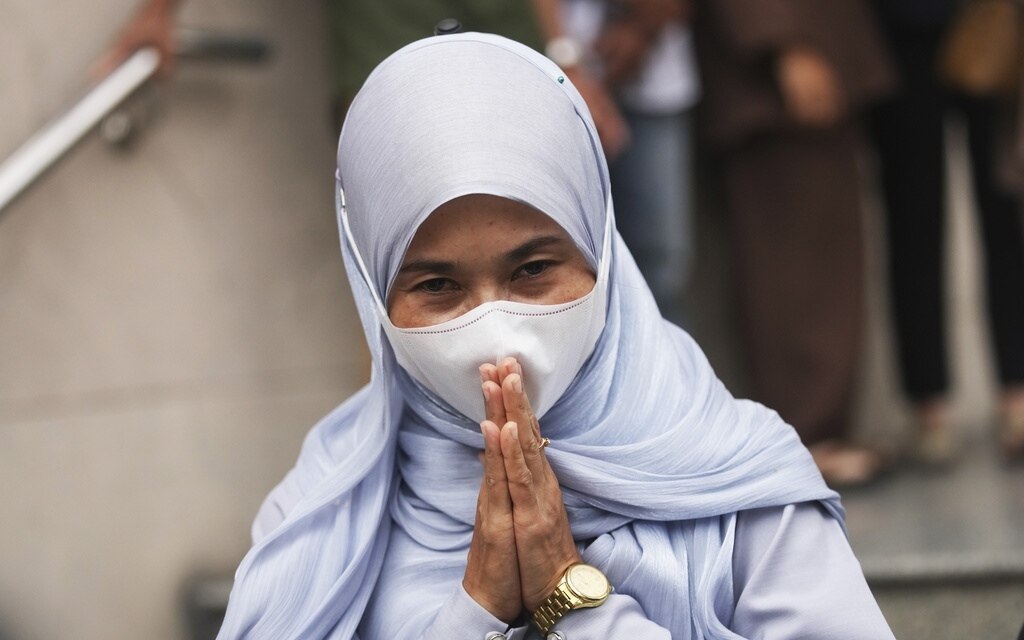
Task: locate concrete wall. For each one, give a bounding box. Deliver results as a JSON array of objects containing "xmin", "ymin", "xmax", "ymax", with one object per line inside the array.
[
  {"xmin": 0, "ymin": 2, "xmax": 366, "ymax": 639},
  {"xmin": 0, "ymin": 1, "xmax": 1005, "ymax": 639}
]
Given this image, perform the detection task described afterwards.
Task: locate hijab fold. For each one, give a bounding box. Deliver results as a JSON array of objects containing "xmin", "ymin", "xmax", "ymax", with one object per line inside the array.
[{"xmin": 217, "ymin": 33, "xmax": 841, "ymax": 640}]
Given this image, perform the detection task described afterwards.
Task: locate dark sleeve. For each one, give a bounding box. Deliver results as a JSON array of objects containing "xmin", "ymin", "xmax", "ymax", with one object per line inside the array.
[{"xmin": 702, "ymin": 0, "xmax": 807, "ymax": 58}]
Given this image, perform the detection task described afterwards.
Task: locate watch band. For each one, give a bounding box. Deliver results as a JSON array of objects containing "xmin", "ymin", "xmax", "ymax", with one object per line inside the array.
[{"xmin": 531, "ymin": 587, "xmax": 576, "ymax": 634}]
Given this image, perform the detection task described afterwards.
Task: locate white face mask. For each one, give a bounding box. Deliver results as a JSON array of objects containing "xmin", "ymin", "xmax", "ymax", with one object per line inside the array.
[
  {"xmin": 382, "ymin": 264, "xmax": 608, "ymax": 423},
  {"xmin": 340, "ymin": 190, "xmax": 612, "ymax": 424}
]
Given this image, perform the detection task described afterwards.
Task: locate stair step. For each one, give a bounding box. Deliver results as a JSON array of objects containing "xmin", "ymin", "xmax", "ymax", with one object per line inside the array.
[{"xmin": 873, "ymin": 582, "xmax": 1024, "ymax": 640}]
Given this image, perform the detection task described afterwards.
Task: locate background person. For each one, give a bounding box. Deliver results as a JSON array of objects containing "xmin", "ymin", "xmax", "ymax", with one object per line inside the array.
[
  {"xmin": 694, "ymin": 0, "xmax": 895, "ymax": 487},
  {"xmin": 560, "ymin": 0, "xmax": 700, "ymax": 326},
  {"xmin": 867, "ymin": 0, "xmax": 1024, "ymax": 463}
]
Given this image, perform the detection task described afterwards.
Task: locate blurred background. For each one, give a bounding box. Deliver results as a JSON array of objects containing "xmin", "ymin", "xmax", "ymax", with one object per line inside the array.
[{"xmin": 0, "ymin": 0, "xmax": 1022, "ymax": 638}]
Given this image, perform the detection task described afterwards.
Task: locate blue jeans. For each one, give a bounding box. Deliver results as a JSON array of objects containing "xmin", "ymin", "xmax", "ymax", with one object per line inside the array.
[{"xmin": 609, "ymin": 110, "xmax": 694, "ymax": 327}]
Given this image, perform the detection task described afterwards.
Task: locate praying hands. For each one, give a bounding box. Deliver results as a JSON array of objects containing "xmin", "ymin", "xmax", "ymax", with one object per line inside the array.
[{"xmin": 462, "ymin": 357, "xmax": 581, "ymax": 623}]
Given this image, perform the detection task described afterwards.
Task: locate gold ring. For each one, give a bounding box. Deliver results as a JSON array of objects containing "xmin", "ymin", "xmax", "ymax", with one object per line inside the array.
[{"xmin": 539, "ymin": 437, "xmax": 551, "ymax": 449}]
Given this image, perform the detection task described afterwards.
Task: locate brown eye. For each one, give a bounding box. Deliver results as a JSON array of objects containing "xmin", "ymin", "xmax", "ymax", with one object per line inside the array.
[
  {"xmin": 514, "ymin": 260, "xmax": 553, "ymax": 280},
  {"xmin": 417, "ymin": 277, "xmax": 455, "ymax": 293}
]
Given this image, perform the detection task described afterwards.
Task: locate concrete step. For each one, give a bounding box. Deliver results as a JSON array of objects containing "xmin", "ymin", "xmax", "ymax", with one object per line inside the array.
[
  {"xmin": 874, "ymin": 581, "xmax": 1024, "ymax": 640},
  {"xmin": 844, "ymin": 430, "xmax": 1024, "ymax": 638}
]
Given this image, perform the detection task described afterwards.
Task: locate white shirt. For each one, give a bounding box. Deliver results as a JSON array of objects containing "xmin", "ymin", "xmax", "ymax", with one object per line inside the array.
[{"xmin": 561, "ymin": 0, "xmax": 701, "ymax": 114}]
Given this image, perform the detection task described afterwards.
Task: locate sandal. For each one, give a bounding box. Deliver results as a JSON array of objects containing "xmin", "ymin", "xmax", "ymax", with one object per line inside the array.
[
  {"xmin": 999, "ymin": 403, "xmax": 1024, "ymax": 463},
  {"xmin": 911, "ymin": 401, "xmax": 957, "ymax": 468},
  {"xmin": 809, "ymin": 440, "xmax": 889, "ymax": 489},
  {"xmin": 913, "ymin": 423, "xmax": 957, "ymax": 467}
]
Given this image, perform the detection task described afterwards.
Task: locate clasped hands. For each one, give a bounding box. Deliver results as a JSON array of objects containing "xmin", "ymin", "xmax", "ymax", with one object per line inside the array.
[{"xmin": 463, "ymin": 357, "xmax": 581, "ymax": 623}]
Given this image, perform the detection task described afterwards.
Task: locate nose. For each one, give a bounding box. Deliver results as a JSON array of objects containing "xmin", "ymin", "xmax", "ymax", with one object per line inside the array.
[{"xmin": 466, "ymin": 282, "xmax": 511, "ymax": 311}]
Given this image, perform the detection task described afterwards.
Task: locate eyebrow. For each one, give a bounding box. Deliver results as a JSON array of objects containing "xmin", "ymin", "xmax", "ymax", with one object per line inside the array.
[
  {"xmin": 397, "ymin": 235, "xmax": 567, "ymax": 275},
  {"xmin": 503, "ymin": 235, "xmax": 565, "ymax": 263},
  {"xmin": 397, "ymin": 258, "xmax": 458, "ymax": 276}
]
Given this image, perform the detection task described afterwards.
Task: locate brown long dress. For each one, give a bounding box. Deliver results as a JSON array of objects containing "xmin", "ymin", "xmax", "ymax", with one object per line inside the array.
[
  {"xmin": 1018, "ymin": 72, "xmax": 1024, "ymax": 184},
  {"xmin": 696, "ymin": 0, "xmax": 893, "ymax": 444}
]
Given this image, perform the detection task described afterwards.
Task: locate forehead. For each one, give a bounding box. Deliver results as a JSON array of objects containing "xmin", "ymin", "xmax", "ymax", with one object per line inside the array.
[{"xmin": 402, "ymin": 195, "xmax": 571, "ymax": 259}]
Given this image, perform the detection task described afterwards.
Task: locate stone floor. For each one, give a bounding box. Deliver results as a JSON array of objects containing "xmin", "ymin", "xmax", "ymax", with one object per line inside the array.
[
  {"xmin": 875, "ymin": 583, "xmax": 1024, "ymax": 639},
  {"xmin": 844, "ymin": 428, "xmax": 1024, "ymax": 639},
  {"xmin": 846, "ymin": 431, "xmax": 1024, "ymax": 583}
]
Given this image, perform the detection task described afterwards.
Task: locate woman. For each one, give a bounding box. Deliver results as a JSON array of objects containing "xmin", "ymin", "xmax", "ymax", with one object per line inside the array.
[
  {"xmin": 217, "ymin": 33, "xmax": 893, "ymax": 638},
  {"xmin": 868, "ymin": 0, "xmax": 1024, "ymax": 463},
  {"xmin": 695, "ymin": 0, "xmax": 894, "ymax": 486}
]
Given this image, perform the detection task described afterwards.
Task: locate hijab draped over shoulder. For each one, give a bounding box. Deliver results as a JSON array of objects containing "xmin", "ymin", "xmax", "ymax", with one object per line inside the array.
[{"xmin": 217, "ymin": 33, "xmax": 841, "ymax": 640}]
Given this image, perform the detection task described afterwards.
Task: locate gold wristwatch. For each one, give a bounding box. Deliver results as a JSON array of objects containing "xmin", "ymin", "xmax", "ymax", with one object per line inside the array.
[{"xmin": 531, "ymin": 563, "xmax": 612, "ymax": 634}]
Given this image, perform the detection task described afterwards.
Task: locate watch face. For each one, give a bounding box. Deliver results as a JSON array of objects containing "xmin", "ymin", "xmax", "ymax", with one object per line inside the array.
[{"xmin": 566, "ymin": 564, "xmax": 609, "ymax": 600}]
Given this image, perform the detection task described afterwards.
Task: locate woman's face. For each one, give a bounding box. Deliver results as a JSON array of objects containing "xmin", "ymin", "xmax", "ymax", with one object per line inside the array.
[{"xmin": 387, "ymin": 194, "xmax": 597, "ymax": 328}]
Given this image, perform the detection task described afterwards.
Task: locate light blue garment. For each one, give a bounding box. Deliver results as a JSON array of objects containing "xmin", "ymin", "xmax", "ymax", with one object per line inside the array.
[{"xmin": 217, "ymin": 33, "xmax": 841, "ymax": 639}]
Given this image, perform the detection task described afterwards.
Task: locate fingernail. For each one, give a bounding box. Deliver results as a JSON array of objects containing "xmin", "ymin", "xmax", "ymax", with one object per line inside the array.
[
  {"xmin": 512, "ymin": 375, "xmax": 523, "ymax": 394},
  {"xmin": 508, "ymin": 422, "xmax": 518, "ymax": 440},
  {"xmin": 478, "ymin": 365, "xmax": 489, "ymax": 383},
  {"xmin": 482, "ymin": 383, "xmax": 490, "ymax": 400},
  {"xmin": 515, "ymin": 361, "xmax": 523, "ymax": 376}
]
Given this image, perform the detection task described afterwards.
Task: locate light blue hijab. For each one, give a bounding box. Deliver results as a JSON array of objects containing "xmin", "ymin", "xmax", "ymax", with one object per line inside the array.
[{"xmin": 217, "ymin": 33, "xmax": 841, "ymax": 639}]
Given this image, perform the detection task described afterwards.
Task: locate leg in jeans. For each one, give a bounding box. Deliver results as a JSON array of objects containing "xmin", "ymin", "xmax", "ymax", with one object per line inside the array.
[{"xmin": 609, "ymin": 110, "xmax": 694, "ymax": 327}]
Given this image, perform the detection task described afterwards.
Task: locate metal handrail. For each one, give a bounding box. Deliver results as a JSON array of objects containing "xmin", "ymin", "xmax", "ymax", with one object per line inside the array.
[
  {"xmin": 0, "ymin": 47, "xmax": 161, "ymax": 212},
  {"xmin": 0, "ymin": 31, "xmax": 270, "ymax": 214}
]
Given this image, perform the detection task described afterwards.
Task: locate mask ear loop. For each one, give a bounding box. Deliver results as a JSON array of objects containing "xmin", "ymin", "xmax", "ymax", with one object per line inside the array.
[
  {"xmin": 598, "ymin": 197, "xmax": 614, "ymax": 285},
  {"xmin": 337, "ymin": 184, "xmax": 393, "ymax": 323}
]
